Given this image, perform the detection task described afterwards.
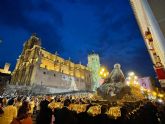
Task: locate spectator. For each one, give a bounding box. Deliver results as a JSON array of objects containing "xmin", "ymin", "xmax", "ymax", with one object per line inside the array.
[
  {"xmin": 54, "ymin": 99, "xmax": 77, "ymax": 124},
  {"xmin": 0, "ymin": 98, "xmax": 17, "ymax": 124},
  {"xmin": 15, "ymin": 97, "xmax": 22, "ymax": 111},
  {"xmin": 11, "ymin": 100, "xmax": 32, "ymax": 124},
  {"xmin": 36, "ymin": 99, "xmax": 52, "ymax": 124},
  {"xmin": 0, "ymin": 98, "xmax": 4, "ymax": 116}
]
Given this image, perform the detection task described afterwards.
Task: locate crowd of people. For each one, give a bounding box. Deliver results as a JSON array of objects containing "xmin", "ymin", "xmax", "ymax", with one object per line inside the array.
[{"xmin": 0, "ymin": 93, "xmax": 165, "ymax": 124}]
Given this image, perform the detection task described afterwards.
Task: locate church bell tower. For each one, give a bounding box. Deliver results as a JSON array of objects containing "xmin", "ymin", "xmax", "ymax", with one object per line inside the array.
[{"xmin": 87, "ymin": 52, "xmax": 101, "ymax": 91}]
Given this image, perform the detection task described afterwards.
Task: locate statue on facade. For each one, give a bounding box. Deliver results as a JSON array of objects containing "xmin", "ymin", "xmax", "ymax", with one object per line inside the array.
[{"xmin": 69, "ymin": 77, "xmax": 78, "ymax": 91}]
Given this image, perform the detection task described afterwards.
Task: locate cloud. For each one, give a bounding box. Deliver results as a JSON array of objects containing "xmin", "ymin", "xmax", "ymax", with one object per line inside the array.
[
  {"xmin": 0, "ymin": 0, "xmax": 64, "ymax": 52},
  {"xmin": 58, "ymin": 0, "xmax": 155, "ymax": 76},
  {"xmin": 0, "ymin": 0, "xmax": 156, "ymax": 77}
]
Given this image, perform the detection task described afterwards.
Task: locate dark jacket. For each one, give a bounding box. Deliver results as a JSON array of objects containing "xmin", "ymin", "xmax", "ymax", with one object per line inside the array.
[
  {"xmin": 36, "ymin": 100, "xmax": 52, "ymax": 124},
  {"xmin": 54, "ymin": 107, "xmax": 77, "ymax": 124}
]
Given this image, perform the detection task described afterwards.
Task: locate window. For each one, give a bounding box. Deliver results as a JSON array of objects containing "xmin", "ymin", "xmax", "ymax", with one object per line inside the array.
[
  {"xmin": 43, "ymin": 72, "xmax": 46, "ymax": 74},
  {"xmin": 54, "ymin": 74, "xmax": 56, "ymax": 77}
]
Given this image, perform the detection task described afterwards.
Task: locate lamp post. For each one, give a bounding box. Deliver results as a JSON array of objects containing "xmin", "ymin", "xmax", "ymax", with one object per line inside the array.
[
  {"xmin": 126, "ymin": 72, "xmax": 139, "ymax": 86},
  {"xmin": 99, "ymin": 67, "xmax": 109, "ymax": 79}
]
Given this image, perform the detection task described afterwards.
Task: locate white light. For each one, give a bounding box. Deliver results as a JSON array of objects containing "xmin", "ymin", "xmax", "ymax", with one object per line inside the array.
[
  {"xmin": 134, "ymin": 81, "xmax": 138, "ymax": 85},
  {"xmin": 102, "ymin": 68, "xmax": 105, "ymax": 72},
  {"xmin": 157, "ymin": 99, "xmax": 163, "ymax": 103},
  {"xmin": 128, "ymin": 72, "xmax": 135, "ymax": 76},
  {"xmin": 126, "ymin": 81, "xmax": 130, "ymax": 85},
  {"xmin": 158, "ymin": 94, "xmax": 164, "ymax": 98},
  {"xmin": 140, "ymin": 87, "xmax": 144, "ymax": 91}
]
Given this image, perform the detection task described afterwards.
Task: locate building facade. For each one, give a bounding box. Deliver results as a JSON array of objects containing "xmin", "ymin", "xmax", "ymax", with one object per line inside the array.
[
  {"xmin": 130, "ymin": 0, "xmax": 165, "ymax": 88},
  {"xmin": 11, "ymin": 35, "xmax": 92, "ymax": 91},
  {"xmin": 138, "ymin": 77, "xmax": 154, "ymax": 91},
  {"xmin": 0, "ymin": 63, "xmax": 11, "ymax": 74}
]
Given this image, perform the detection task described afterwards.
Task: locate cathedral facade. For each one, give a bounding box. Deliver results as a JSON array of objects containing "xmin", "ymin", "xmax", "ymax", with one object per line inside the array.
[{"xmin": 11, "ymin": 35, "xmax": 92, "ymax": 91}]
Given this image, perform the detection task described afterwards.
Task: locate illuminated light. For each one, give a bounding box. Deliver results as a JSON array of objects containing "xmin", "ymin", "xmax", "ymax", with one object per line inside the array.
[
  {"xmin": 152, "ymin": 91, "xmax": 157, "ymax": 96},
  {"xmin": 89, "ymin": 94, "xmax": 93, "ymax": 99},
  {"xmin": 157, "ymin": 99, "xmax": 163, "ymax": 103},
  {"xmin": 101, "ymin": 68, "xmax": 105, "ymax": 72},
  {"xmin": 126, "ymin": 81, "xmax": 130, "ymax": 85},
  {"xmin": 134, "ymin": 81, "xmax": 138, "ymax": 85},
  {"xmin": 134, "ymin": 76, "xmax": 138, "ymax": 79},
  {"xmin": 81, "ymin": 76, "xmax": 84, "ymax": 79},
  {"xmin": 128, "ymin": 77, "xmax": 131, "ymax": 80},
  {"xmin": 147, "ymin": 89, "xmax": 150, "ymax": 92},
  {"xmin": 158, "ymin": 94, "xmax": 164, "ymax": 98},
  {"xmin": 140, "ymin": 87, "xmax": 144, "ymax": 91},
  {"xmin": 128, "ymin": 72, "xmax": 135, "ymax": 76},
  {"xmin": 100, "ymin": 71, "xmax": 103, "ymax": 75},
  {"xmin": 142, "ymin": 88, "xmax": 147, "ymax": 91},
  {"xmin": 144, "ymin": 88, "xmax": 147, "ymax": 91},
  {"xmin": 99, "ymin": 66, "xmax": 109, "ymax": 79}
]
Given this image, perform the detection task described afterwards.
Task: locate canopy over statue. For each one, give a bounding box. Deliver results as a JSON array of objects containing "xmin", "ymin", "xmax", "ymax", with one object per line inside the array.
[
  {"xmin": 97, "ymin": 63, "xmax": 143, "ymax": 102},
  {"xmin": 105, "ymin": 64, "xmax": 125, "ymax": 84}
]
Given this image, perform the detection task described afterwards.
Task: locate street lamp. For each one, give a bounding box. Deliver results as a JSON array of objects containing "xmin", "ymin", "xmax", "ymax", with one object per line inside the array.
[
  {"xmin": 99, "ymin": 67, "xmax": 109, "ymax": 79},
  {"xmin": 158, "ymin": 93, "xmax": 164, "ymax": 98},
  {"xmin": 128, "ymin": 72, "xmax": 135, "ymax": 76},
  {"xmin": 126, "ymin": 72, "xmax": 139, "ymax": 86}
]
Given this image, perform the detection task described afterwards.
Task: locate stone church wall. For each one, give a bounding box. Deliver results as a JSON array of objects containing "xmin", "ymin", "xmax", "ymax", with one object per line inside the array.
[{"xmin": 31, "ymin": 66, "xmax": 87, "ymax": 90}]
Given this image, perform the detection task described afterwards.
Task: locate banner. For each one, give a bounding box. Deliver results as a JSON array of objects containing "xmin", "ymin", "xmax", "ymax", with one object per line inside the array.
[{"xmin": 138, "ymin": 77, "xmax": 153, "ymax": 90}]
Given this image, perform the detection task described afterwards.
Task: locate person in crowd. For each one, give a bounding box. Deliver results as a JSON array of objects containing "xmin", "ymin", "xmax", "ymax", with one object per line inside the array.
[
  {"xmin": 35, "ymin": 98, "xmax": 40, "ymax": 116},
  {"xmin": 54, "ymin": 99, "xmax": 77, "ymax": 124},
  {"xmin": 15, "ymin": 97, "xmax": 22, "ymax": 111},
  {"xmin": 2, "ymin": 97, "xmax": 8, "ymax": 107},
  {"xmin": 0, "ymin": 93, "xmax": 164, "ymax": 124},
  {"xmin": 0, "ymin": 98, "xmax": 17, "ymax": 124},
  {"xmin": 11, "ymin": 100, "xmax": 33, "ymax": 124},
  {"xmin": 28, "ymin": 97, "xmax": 35, "ymax": 116},
  {"xmin": 36, "ymin": 99, "xmax": 52, "ymax": 124},
  {"xmin": 77, "ymin": 103, "xmax": 93, "ymax": 124},
  {"xmin": 94, "ymin": 104, "xmax": 113, "ymax": 124},
  {"xmin": 0, "ymin": 98, "xmax": 4, "ymax": 117}
]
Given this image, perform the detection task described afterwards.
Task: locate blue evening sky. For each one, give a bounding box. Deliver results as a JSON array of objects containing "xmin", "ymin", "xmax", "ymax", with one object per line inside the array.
[{"xmin": 0, "ymin": 0, "xmax": 156, "ymax": 78}]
